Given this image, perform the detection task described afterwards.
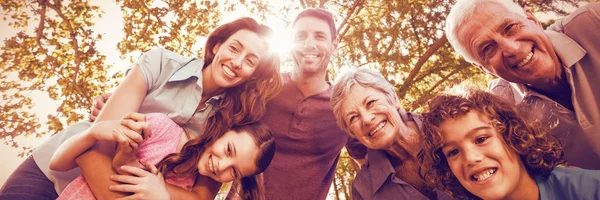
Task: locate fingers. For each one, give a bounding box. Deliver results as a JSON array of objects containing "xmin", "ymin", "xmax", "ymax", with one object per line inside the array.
[
  {"xmin": 113, "ymin": 129, "xmax": 139, "ymax": 152},
  {"xmin": 118, "ymin": 165, "xmax": 151, "ymax": 177},
  {"xmin": 123, "ymin": 112, "xmax": 146, "ymax": 122},
  {"xmin": 120, "ymin": 120, "xmax": 152, "ymax": 139},
  {"xmin": 108, "ymin": 182, "xmax": 140, "ymax": 194},
  {"xmin": 89, "ymin": 93, "xmax": 110, "ymax": 122},
  {"xmin": 145, "ymin": 162, "xmax": 159, "ymax": 175}
]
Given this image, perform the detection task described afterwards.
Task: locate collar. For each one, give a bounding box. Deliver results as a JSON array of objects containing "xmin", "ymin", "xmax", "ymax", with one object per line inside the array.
[
  {"xmin": 169, "ymin": 58, "xmax": 204, "ymax": 85},
  {"xmin": 368, "ymin": 110, "xmax": 422, "ymax": 192},
  {"xmin": 511, "ymin": 31, "xmax": 586, "ymax": 96}
]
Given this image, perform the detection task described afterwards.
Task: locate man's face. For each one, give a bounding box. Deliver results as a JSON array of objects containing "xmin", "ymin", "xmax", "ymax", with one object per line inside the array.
[
  {"xmin": 456, "ymin": 3, "xmax": 562, "ymax": 86},
  {"xmin": 291, "ymin": 16, "xmax": 337, "ymax": 75}
]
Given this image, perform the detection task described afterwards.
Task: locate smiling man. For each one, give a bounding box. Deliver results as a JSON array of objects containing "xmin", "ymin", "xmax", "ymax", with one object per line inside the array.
[{"xmin": 445, "ymin": 0, "xmax": 600, "ymax": 169}]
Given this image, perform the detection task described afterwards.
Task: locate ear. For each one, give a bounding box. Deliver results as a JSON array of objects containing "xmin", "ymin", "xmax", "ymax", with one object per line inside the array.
[
  {"xmin": 332, "ymin": 38, "xmax": 339, "ymax": 51},
  {"xmin": 524, "ymin": 9, "xmax": 542, "ymax": 27},
  {"xmin": 212, "ymin": 42, "xmax": 222, "ymax": 55}
]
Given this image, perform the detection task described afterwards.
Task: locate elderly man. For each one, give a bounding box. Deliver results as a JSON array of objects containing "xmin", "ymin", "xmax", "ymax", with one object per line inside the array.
[{"xmin": 445, "ymin": 0, "xmax": 600, "ymax": 169}]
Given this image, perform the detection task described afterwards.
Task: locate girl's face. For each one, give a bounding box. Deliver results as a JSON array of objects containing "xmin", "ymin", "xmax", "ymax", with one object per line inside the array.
[
  {"xmin": 197, "ymin": 129, "xmax": 260, "ymax": 182},
  {"xmin": 438, "ymin": 111, "xmax": 533, "ymax": 200},
  {"xmin": 209, "ymin": 29, "xmax": 268, "ymax": 89}
]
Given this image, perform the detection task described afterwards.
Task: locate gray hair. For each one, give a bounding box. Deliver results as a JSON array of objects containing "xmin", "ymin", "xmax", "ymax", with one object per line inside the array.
[
  {"xmin": 331, "ymin": 67, "xmax": 400, "ymax": 136},
  {"xmin": 446, "ymin": 0, "xmax": 526, "ymax": 63}
]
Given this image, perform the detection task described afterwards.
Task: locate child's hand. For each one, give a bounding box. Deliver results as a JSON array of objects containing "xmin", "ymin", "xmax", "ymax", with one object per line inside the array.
[
  {"xmin": 109, "ymin": 164, "xmax": 170, "ymax": 200},
  {"xmin": 121, "ymin": 112, "xmax": 152, "ymax": 139},
  {"xmin": 112, "ymin": 128, "xmax": 143, "ymax": 174}
]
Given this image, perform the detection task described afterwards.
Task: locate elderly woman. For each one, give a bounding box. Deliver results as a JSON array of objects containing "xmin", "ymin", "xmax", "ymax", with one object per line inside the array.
[{"xmin": 330, "ymin": 67, "xmax": 451, "ymax": 200}]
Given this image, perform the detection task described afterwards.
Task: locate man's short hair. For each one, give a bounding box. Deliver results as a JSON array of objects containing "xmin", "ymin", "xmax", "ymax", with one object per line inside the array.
[
  {"xmin": 446, "ymin": 0, "xmax": 526, "ymax": 63},
  {"xmin": 292, "ymin": 8, "xmax": 337, "ymax": 42}
]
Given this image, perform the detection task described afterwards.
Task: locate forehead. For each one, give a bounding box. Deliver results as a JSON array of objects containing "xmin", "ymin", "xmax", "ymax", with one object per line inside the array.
[
  {"xmin": 340, "ymin": 85, "xmax": 386, "ymax": 111},
  {"xmin": 224, "ymin": 29, "xmax": 268, "ymax": 56},
  {"xmin": 456, "ymin": 4, "xmax": 523, "ymax": 49},
  {"xmin": 439, "ymin": 111, "xmax": 491, "ymax": 140},
  {"xmin": 292, "ymin": 16, "xmax": 332, "ymax": 36}
]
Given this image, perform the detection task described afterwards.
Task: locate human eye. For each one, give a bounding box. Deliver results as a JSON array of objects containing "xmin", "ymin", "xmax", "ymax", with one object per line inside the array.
[
  {"xmin": 227, "ymin": 144, "xmax": 232, "ymax": 156},
  {"xmin": 445, "ymin": 148, "xmax": 459, "ymax": 158},
  {"xmin": 245, "ymin": 57, "xmax": 257, "ymax": 67},
  {"xmin": 347, "ymin": 115, "xmax": 357, "ymax": 124},
  {"xmin": 294, "ymin": 33, "xmax": 307, "ymax": 41},
  {"xmin": 229, "ymin": 45, "xmax": 240, "ymax": 53},
  {"xmin": 475, "ymin": 135, "xmax": 490, "ymax": 144},
  {"xmin": 366, "ymin": 99, "xmax": 377, "ymax": 107},
  {"xmin": 480, "ymin": 43, "xmax": 497, "ymax": 60},
  {"xmin": 504, "ymin": 22, "xmax": 520, "ymax": 35},
  {"xmin": 232, "ymin": 168, "xmax": 239, "ymax": 179},
  {"xmin": 316, "ymin": 33, "xmax": 327, "ymax": 40}
]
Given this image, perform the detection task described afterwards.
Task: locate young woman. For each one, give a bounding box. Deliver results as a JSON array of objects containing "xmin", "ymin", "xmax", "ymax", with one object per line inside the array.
[
  {"xmin": 0, "ymin": 17, "xmax": 282, "ymax": 200},
  {"xmin": 51, "ymin": 111, "xmax": 275, "ymax": 200},
  {"xmin": 420, "ymin": 89, "xmax": 600, "ymax": 200}
]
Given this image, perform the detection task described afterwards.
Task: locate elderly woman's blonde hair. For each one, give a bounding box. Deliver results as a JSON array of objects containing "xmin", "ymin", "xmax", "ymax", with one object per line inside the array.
[
  {"xmin": 446, "ymin": 0, "xmax": 527, "ymax": 63},
  {"xmin": 330, "ymin": 67, "xmax": 401, "ymax": 136}
]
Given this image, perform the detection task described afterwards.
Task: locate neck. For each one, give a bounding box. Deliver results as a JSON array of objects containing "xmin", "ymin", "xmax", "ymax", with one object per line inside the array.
[
  {"xmin": 202, "ymin": 65, "xmax": 225, "ymax": 99},
  {"xmin": 290, "ymin": 67, "xmax": 329, "ymax": 97},
  {"xmin": 503, "ymin": 172, "xmax": 539, "ymax": 200},
  {"xmin": 385, "ymin": 122, "xmax": 421, "ymax": 162},
  {"xmin": 528, "ymin": 69, "xmax": 573, "ymax": 110}
]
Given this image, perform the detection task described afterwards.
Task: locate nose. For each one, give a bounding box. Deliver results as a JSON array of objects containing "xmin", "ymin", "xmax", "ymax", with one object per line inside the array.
[
  {"xmin": 499, "ymin": 38, "xmax": 521, "ymax": 57},
  {"xmin": 360, "ymin": 110, "xmax": 376, "ymax": 127},
  {"xmin": 231, "ymin": 55, "xmax": 243, "ymax": 69},
  {"xmin": 464, "ymin": 146, "xmax": 483, "ymax": 167},
  {"xmin": 303, "ymin": 37, "xmax": 316, "ymax": 49},
  {"xmin": 217, "ymin": 157, "xmax": 233, "ymax": 174}
]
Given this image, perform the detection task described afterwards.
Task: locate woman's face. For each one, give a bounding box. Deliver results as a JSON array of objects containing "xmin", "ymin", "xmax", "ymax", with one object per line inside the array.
[
  {"xmin": 209, "ymin": 29, "xmax": 268, "ymax": 88},
  {"xmin": 439, "ymin": 111, "xmax": 533, "ymax": 200},
  {"xmin": 197, "ymin": 129, "xmax": 260, "ymax": 182},
  {"xmin": 339, "ymin": 85, "xmax": 403, "ymax": 149}
]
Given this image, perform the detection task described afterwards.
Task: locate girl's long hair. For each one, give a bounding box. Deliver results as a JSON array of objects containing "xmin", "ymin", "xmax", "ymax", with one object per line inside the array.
[
  {"xmin": 419, "ymin": 89, "xmax": 566, "ymax": 199},
  {"xmin": 156, "ymin": 110, "xmax": 275, "ymax": 200}
]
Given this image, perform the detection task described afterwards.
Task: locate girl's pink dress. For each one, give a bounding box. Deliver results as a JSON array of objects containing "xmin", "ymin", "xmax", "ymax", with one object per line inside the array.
[{"xmin": 57, "ymin": 113, "xmax": 196, "ymax": 199}]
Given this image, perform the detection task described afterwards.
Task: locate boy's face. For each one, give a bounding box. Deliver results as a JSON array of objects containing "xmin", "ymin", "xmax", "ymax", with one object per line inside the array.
[{"xmin": 438, "ymin": 111, "xmax": 532, "ymax": 199}]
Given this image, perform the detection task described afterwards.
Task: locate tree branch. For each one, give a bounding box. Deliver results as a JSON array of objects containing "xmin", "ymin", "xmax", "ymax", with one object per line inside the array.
[
  {"xmin": 46, "ymin": 1, "xmax": 81, "ymax": 84},
  {"xmin": 397, "ymin": 34, "xmax": 447, "ymax": 99}
]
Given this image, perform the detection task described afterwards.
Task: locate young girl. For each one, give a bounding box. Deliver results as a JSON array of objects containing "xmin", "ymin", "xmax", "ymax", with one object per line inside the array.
[
  {"xmin": 419, "ymin": 89, "xmax": 600, "ymax": 200},
  {"xmin": 51, "ymin": 110, "xmax": 275, "ymax": 200}
]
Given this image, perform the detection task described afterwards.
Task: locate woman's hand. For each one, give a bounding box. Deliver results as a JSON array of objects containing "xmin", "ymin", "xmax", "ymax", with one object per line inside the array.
[
  {"xmin": 109, "ymin": 164, "xmax": 170, "ymax": 200},
  {"xmin": 112, "ymin": 113, "xmax": 152, "ymax": 174}
]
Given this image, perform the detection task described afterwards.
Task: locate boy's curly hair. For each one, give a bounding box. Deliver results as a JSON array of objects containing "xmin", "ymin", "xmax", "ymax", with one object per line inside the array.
[{"xmin": 418, "ymin": 89, "xmax": 566, "ymax": 199}]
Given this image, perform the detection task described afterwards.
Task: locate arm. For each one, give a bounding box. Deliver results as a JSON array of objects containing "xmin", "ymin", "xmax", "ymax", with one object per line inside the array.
[
  {"xmin": 345, "ymin": 137, "xmax": 368, "ymax": 170},
  {"xmin": 50, "ymin": 120, "xmax": 125, "ymax": 171},
  {"xmin": 75, "ymin": 65, "xmax": 149, "ymax": 199},
  {"xmin": 170, "ymin": 175, "xmax": 221, "ymax": 200}
]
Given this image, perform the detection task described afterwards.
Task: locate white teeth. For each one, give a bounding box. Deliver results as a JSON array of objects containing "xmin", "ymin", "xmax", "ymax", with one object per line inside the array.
[
  {"xmin": 517, "ymin": 52, "xmax": 533, "ymax": 68},
  {"xmin": 369, "ymin": 121, "xmax": 386, "ymax": 136},
  {"xmin": 222, "ymin": 66, "xmax": 237, "ymax": 77},
  {"xmin": 208, "ymin": 155, "xmax": 215, "ymax": 174},
  {"xmin": 303, "ymin": 55, "xmax": 317, "ymax": 59},
  {"xmin": 472, "ymin": 168, "xmax": 496, "ymax": 181}
]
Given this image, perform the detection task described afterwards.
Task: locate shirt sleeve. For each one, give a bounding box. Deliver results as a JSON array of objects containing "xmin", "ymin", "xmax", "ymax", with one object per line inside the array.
[
  {"xmin": 487, "ymin": 78, "xmax": 517, "ymax": 104},
  {"xmin": 547, "ymin": 2, "xmax": 600, "ymax": 33},
  {"xmin": 346, "ymin": 137, "xmax": 367, "ymax": 160},
  {"xmin": 135, "ymin": 47, "xmax": 166, "ymax": 91}
]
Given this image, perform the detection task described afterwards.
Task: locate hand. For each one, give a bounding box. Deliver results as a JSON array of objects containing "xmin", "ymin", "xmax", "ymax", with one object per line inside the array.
[
  {"xmin": 89, "ymin": 93, "xmax": 112, "ymax": 122},
  {"xmin": 109, "ymin": 164, "xmax": 170, "ymax": 200},
  {"xmin": 112, "ymin": 115, "xmax": 152, "ymax": 174}
]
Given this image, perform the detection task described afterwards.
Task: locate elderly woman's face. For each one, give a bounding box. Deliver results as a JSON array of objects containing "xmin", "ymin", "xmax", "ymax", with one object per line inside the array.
[{"xmin": 340, "ymin": 85, "xmax": 403, "ymax": 149}]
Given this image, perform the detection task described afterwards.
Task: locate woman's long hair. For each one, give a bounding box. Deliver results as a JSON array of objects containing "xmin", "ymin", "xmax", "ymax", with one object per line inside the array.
[
  {"xmin": 203, "ymin": 17, "xmax": 283, "ymax": 125},
  {"xmin": 419, "ymin": 89, "xmax": 566, "ymax": 199}
]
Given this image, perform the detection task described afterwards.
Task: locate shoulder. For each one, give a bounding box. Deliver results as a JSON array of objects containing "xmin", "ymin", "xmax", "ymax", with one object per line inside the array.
[
  {"xmin": 540, "ymin": 167, "xmax": 600, "ymax": 199},
  {"xmin": 548, "ymin": 3, "xmax": 600, "ymax": 33}
]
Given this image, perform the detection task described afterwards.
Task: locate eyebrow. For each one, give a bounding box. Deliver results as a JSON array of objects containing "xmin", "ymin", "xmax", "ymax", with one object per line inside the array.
[
  {"xmin": 344, "ymin": 95, "xmax": 374, "ymax": 119},
  {"xmin": 442, "ymin": 125, "xmax": 492, "ymax": 148},
  {"xmin": 232, "ymin": 39, "xmax": 259, "ymax": 59}
]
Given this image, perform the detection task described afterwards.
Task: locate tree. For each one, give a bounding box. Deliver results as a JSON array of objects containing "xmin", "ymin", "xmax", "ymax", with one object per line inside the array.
[{"xmin": 0, "ymin": 0, "xmax": 121, "ymax": 156}]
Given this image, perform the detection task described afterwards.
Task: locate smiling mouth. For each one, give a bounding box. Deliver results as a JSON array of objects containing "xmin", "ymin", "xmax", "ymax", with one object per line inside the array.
[
  {"xmin": 222, "ymin": 65, "xmax": 238, "ymax": 78},
  {"xmin": 515, "ymin": 50, "xmax": 533, "ymax": 69},
  {"xmin": 471, "ymin": 168, "xmax": 497, "ymax": 182},
  {"xmin": 208, "ymin": 154, "xmax": 216, "ymax": 175},
  {"xmin": 368, "ymin": 121, "xmax": 386, "ymax": 136}
]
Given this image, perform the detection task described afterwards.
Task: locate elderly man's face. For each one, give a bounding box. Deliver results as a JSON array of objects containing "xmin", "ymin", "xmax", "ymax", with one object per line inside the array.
[
  {"xmin": 339, "ymin": 84, "xmax": 403, "ymax": 150},
  {"xmin": 457, "ymin": 4, "xmax": 561, "ymax": 86}
]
